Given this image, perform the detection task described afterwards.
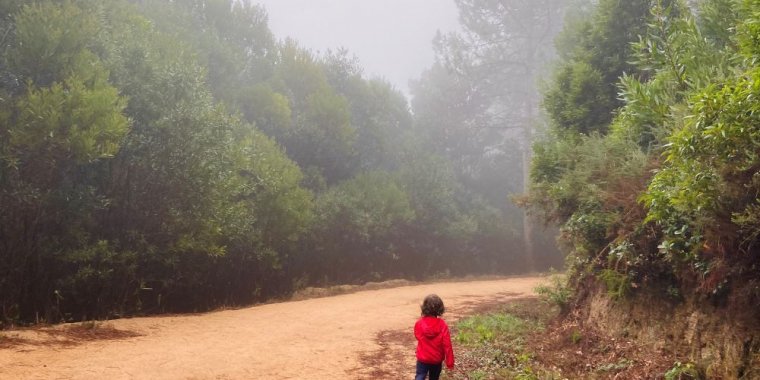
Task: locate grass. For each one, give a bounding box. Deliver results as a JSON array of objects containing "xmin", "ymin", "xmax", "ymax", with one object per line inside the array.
[
  {"xmin": 664, "ymin": 362, "xmax": 702, "ymax": 380},
  {"xmin": 455, "ymin": 313, "xmax": 531, "ymax": 345},
  {"xmin": 442, "ymin": 299, "xmax": 563, "ymax": 380},
  {"xmin": 435, "ymin": 275, "xmax": 706, "ymax": 379}
]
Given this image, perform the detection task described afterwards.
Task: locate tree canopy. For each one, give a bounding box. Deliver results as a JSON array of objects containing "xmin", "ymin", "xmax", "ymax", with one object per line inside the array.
[
  {"xmin": 526, "ymin": 0, "xmax": 760, "ymax": 319},
  {"xmin": 0, "ymin": 0, "xmax": 547, "ymax": 325}
]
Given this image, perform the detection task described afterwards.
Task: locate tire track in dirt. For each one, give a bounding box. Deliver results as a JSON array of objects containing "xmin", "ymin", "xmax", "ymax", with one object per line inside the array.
[{"xmin": 0, "ymin": 276, "xmax": 545, "ymax": 379}]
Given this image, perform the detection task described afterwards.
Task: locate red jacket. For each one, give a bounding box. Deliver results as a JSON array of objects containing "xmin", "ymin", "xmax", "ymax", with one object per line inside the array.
[{"xmin": 414, "ymin": 316, "xmax": 455, "ymax": 368}]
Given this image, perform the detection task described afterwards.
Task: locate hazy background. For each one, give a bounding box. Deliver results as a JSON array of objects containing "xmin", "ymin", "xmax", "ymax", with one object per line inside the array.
[{"xmin": 254, "ymin": 0, "xmax": 460, "ymax": 96}]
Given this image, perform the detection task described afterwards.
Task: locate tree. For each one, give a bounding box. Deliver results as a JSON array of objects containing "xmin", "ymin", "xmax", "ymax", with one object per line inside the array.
[
  {"xmin": 0, "ymin": 1, "xmax": 130, "ymax": 322},
  {"xmin": 268, "ymin": 41, "xmax": 357, "ymax": 187},
  {"xmin": 97, "ymin": 2, "xmax": 314, "ymax": 311},
  {"xmin": 0, "ymin": 0, "xmax": 559, "ymax": 324},
  {"xmin": 322, "ymin": 49, "xmax": 413, "ymax": 172},
  {"xmin": 544, "ymin": 0, "xmax": 679, "ymax": 136},
  {"xmin": 307, "ymin": 171, "xmax": 414, "ymax": 284},
  {"xmin": 417, "ymin": 0, "xmax": 569, "ymax": 270}
]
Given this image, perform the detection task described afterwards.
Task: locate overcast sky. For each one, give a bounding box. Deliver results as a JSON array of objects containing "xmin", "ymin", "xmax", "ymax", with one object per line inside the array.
[{"xmin": 254, "ymin": 0, "xmax": 460, "ymax": 97}]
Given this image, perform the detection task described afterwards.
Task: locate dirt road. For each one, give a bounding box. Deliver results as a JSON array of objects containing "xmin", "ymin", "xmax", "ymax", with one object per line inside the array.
[{"xmin": 0, "ymin": 276, "xmax": 545, "ymax": 379}]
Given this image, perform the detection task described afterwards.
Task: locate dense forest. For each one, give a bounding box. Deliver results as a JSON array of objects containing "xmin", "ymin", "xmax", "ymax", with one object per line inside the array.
[
  {"xmin": 530, "ymin": 0, "xmax": 760, "ymax": 314},
  {"xmin": 0, "ymin": 0, "xmax": 566, "ymax": 325},
  {"xmin": 525, "ymin": 0, "xmax": 760, "ymax": 376},
  {"xmin": 3, "ymin": 0, "xmax": 759, "ymax": 372}
]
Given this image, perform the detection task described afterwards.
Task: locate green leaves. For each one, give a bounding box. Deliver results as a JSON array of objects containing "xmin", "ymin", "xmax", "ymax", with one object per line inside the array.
[
  {"xmin": 544, "ymin": 60, "xmax": 611, "ymax": 135},
  {"xmin": 4, "ymin": 1, "xmax": 129, "ymax": 166},
  {"xmin": 543, "ymin": 0, "xmax": 657, "ymax": 137},
  {"xmin": 644, "ymin": 64, "xmax": 760, "ymax": 257},
  {"xmin": 316, "ymin": 171, "xmax": 414, "ymax": 242},
  {"xmin": 11, "ymin": 76, "xmax": 128, "ymax": 163},
  {"xmin": 530, "ymin": 0, "xmax": 760, "ymax": 302},
  {"xmin": 0, "ymin": 0, "xmax": 555, "ymax": 322},
  {"xmin": 0, "ymin": 0, "xmax": 318, "ymax": 320},
  {"xmin": 11, "ymin": 1, "xmax": 102, "ymax": 86}
]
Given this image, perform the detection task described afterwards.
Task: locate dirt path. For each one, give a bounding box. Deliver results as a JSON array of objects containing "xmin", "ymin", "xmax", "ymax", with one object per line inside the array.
[{"xmin": 0, "ymin": 276, "xmax": 545, "ymax": 379}]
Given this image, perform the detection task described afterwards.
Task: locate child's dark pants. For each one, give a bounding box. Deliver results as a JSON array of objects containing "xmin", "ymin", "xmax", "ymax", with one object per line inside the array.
[{"xmin": 415, "ymin": 361, "xmax": 443, "ymax": 380}]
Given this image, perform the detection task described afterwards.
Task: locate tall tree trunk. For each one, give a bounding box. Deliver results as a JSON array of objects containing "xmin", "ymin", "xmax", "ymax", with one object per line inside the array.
[{"xmin": 522, "ymin": 144, "xmax": 534, "ymax": 272}]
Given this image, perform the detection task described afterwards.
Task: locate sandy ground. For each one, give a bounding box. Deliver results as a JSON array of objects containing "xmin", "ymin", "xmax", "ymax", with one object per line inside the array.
[{"xmin": 0, "ymin": 276, "xmax": 545, "ymax": 380}]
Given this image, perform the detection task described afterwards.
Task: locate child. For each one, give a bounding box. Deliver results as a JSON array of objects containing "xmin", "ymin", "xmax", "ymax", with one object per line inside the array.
[{"xmin": 414, "ymin": 294, "xmax": 455, "ymax": 380}]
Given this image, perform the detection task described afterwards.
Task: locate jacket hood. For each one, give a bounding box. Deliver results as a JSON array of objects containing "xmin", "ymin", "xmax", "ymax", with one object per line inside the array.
[{"xmin": 418, "ymin": 317, "xmax": 443, "ymax": 338}]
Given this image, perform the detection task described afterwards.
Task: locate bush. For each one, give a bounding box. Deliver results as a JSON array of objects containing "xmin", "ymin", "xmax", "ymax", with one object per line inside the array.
[
  {"xmin": 535, "ymin": 274, "xmax": 572, "ymax": 314},
  {"xmin": 664, "ymin": 362, "xmax": 702, "ymax": 380},
  {"xmin": 599, "ymin": 269, "xmax": 631, "ymax": 300}
]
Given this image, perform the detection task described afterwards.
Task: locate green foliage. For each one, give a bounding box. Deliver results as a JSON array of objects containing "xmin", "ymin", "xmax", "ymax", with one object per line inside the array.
[
  {"xmin": 599, "ymin": 269, "xmax": 631, "ymax": 300},
  {"xmin": 642, "ymin": 8, "xmax": 760, "ymax": 262},
  {"xmin": 316, "ymin": 171, "xmax": 414, "ymax": 242},
  {"xmin": 320, "ymin": 49, "xmax": 413, "ymax": 173},
  {"xmin": 232, "ymin": 127, "xmax": 314, "ymax": 246},
  {"xmin": 570, "ymin": 329, "xmax": 583, "ymax": 344},
  {"xmin": 698, "ymin": 0, "xmax": 742, "ymax": 47},
  {"xmin": 397, "ymin": 153, "xmax": 460, "ymax": 232},
  {"xmin": 527, "ymin": 0, "xmax": 760, "ymax": 309},
  {"xmin": 268, "ymin": 42, "xmax": 359, "ymax": 185},
  {"xmin": 596, "ymin": 358, "xmax": 633, "ymax": 373},
  {"xmin": 236, "ymin": 84, "xmax": 292, "ymax": 137},
  {"xmin": 529, "ymin": 132, "xmax": 648, "ymax": 258},
  {"xmin": 57, "ymin": 241, "xmax": 138, "ymax": 319},
  {"xmin": 10, "ymin": 75, "xmax": 129, "ymax": 164},
  {"xmin": 445, "ymin": 300, "xmax": 563, "ymax": 380},
  {"xmin": 738, "ymin": 0, "xmax": 760, "ymax": 60},
  {"xmin": 302, "ymin": 171, "xmax": 414, "ymax": 282},
  {"xmin": 664, "ymin": 361, "xmax": 702, "ymax": 380},
  {"xmin": 0, "ymin": 0, "xmax": 579, "ymax": 324},
  {"xmin": 622, "ymin": 2, "xmax": 733, "ymax": 151},
  {"xmin": 10, "ymin": 1, "xmax": 102, "ymax": 86},
  {"xmin": 544, "ymin": 0, "xmax": 660, "ymax": 136},
  {"xmin": 456, "ymin": 313, "xmax": 530, "ymax": 345},
  {"xmin": 544, "ymin": 60, "xmax": 612, "ymax": 135},
  {"xmin": 535, "ymin": 274, "xmax": 572, "ymax": 313},
  {"xmin": 0, "ymin": 0, "xmax": 318, "ymax": 321}
]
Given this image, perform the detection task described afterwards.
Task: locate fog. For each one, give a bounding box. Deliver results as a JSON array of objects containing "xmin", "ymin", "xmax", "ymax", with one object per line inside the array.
[
  {"xmin": 1, "ymin": 0, "xmax": 566, "ymax": 326},
  {"xmin": 254, "ymin": 0, "xmax": 460, "ymax": 96}
]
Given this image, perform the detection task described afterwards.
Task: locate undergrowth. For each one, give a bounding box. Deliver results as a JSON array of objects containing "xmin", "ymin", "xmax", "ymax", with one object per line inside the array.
[
  {"xmin": 664, "ymin": 362, "xmax": 703, "ymax": 380},
  {"xmin": 442, "ymin": 299, "xmax": 562, "ymax": 380},
  {"xmin": 442, "ymin": 290, "xmax": 691, "ymax": 379},
  {"xmin": 599, "ymin": 269, "xmax": 631, "ymax": 300},
  {"xmin": 534, "ymin": 273, "xmax": 571, "ymax": 314}
]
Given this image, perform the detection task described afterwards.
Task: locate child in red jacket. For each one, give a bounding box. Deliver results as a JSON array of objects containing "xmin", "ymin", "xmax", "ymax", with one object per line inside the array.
[{"xmin": 414, "ymin": 294, "xmax": 455, "ymax": 380}]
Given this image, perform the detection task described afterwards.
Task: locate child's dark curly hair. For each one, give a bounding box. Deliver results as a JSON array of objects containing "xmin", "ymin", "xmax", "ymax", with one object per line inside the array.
[{"xmin": 420, "ymin": 294, "xmax": 445, "ymax": 317}]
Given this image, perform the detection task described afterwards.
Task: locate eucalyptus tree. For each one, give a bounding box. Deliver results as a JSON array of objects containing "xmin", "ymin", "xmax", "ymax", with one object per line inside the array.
[{"xmin": 417, "ymin": 0, "xmax": 569, "ymax": 269}]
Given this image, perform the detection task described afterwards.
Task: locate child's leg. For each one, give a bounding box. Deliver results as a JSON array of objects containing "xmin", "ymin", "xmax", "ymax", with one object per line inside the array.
[
  {"xmin": 428, "ymin": 363, "xmax": 443, "ymax": 380},
  {"xmin": 415, "ymin": 361, "xmax": 428, "ymax": 380}
]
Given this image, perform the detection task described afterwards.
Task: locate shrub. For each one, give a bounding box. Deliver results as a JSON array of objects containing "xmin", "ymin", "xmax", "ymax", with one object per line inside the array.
[
  {"xmin": 535, "ymin": 274, "xmax": 572, "ymax": 314},
  {"xmin": 599, "ymin": 269, "xmax": 631, "ymax": 300},
  {"xmin": 664, "ymin": 361, "xmax": 702, "ymax": 380}
]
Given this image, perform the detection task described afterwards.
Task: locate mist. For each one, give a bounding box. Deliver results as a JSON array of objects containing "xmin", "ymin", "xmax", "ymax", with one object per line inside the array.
[
  {"xmin": 255, "ymin": 0, "xmax": 460, "ymax": 96},
  {"xmin": 4, "ymin": 1, "xmax": 759, "ymax": 378},
  {"xmin": 0, "ymin": 0, "xmax": 565, "ymax": 325}
]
